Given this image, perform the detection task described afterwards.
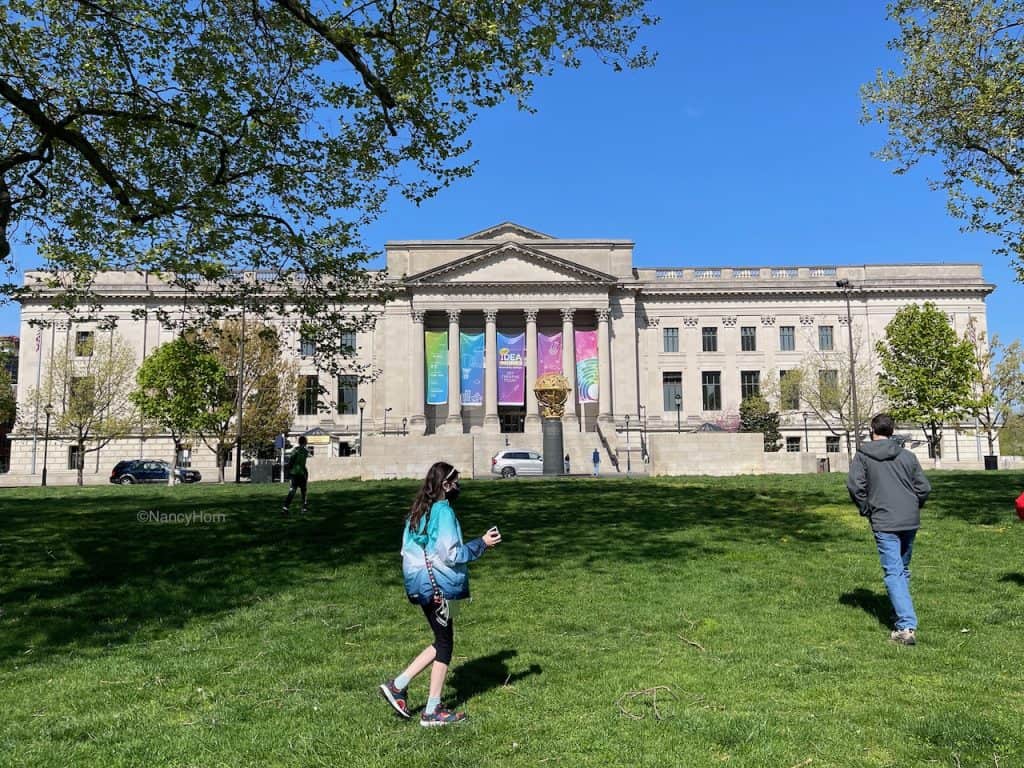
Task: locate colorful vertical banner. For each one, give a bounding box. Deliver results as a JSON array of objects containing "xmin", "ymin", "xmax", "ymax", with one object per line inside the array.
[
  {"xmin": 497, "ymin": 331, "xmax": 526, "ymax": 406},
  {"xmin": 424, "ymin": 330, "xmax": 448, "ymax": 405},
  {"xmin": 574, "ymin": 329, "xmax": 599, "ymax": 403},
  {"xmin": 537, "ymin": 331, "xmax": 562, "ymax": 376},
  {"xmin": 459, "ymin": 331, "xmax": 484, "ymax": 406}
]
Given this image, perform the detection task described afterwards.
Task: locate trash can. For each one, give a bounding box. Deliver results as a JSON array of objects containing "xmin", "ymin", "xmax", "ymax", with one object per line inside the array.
[
  {"xmin": 251, "ymin": 463, "xmax": 273, "ymax": 484},
  {"xmin": 817, "ymin": 457, "xmax": 830, "ymax": 474},
  {"xmin": 983, "ymin": 455, "xmax": 999, "ymax": 471}
]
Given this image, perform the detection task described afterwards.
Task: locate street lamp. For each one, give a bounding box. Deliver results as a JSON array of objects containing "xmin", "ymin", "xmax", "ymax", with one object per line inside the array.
[
  {"xmin": 624, "ymin": 414, "xmax": 631, "ymax": 474},
  {"xmin": 357, "ymin": 397, "xmax": 366, "ymax": 455},
  {"xmin": 41, "ymin": 403, "xmax": 53, "ymax": 487},
  {"xmin": 802, "ymin": 411, "xmax": 809, "ymax": 452},
  {"xmin": 384, "ymin": 406, "xmax": 393, "ymax": 436},
  {"xmin": 674, "ymin": 392, "xmax": 682, "ymax": 434},
  {"xmin": 835, "ymin": 279, "xmax": 861, "ymax": 450}
]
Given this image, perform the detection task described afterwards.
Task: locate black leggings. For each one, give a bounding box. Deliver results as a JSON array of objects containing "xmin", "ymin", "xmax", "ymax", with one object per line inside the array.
[{"xmin": 421, "ymin": 602, "xmax": 454, "ymax": 665}]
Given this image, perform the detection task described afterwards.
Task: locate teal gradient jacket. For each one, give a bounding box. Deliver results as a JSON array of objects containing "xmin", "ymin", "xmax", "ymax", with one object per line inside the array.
[{"xmin": 401, "ymin": 500, "xmax": 487, "ymax": 605}]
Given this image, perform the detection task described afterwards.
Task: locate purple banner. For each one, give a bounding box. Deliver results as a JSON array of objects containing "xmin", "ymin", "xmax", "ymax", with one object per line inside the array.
[
  {"xmin": 537, "ymin": 331, "xmax": 562, "ymax": 376},
  {"xmin": 575, "ymin": 329, "xmax": 599, "ymax": 403},
  {"xmin": 497, "ymin": 331, "xmax": 525, "ymax": 406}
]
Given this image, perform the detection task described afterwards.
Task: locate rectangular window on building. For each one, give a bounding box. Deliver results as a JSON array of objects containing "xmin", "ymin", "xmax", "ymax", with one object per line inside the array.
[
  {"xmin": 662, "ymin": 371, "xmax": 682, "ymax": 412},
  {"xmin": 826, "ymin": 435, "xmax": 840, "ymax": 453},
  {"xmin": 701, "ymin": 371, "xmax": 721, "ymax": 411},
  {"xmin": 779, "ymin": 370, "xmax": 800, "ymax": 410},
  {"xmin": 67, "ymin": 444, "xmax": 82, "ymax": 470},
  {"xmin": 779, "ymin": 326, "xmax": 795, "ymax": 351},
  {"xmin": 75, "ymin": 331, "xmax": 94, "ymax": 357},
  {"xmin": 663, "ymin": 327, "xmax": 679, "ymax": 353},
  {"xmin": 701, "ymin": 327, "xmax": 718, "ymax": 352},
  {"xmin": 340, "ymin": 331, "xmax": 357, "ymax": 354},
  {"xmin": 740, "ymin": 370, "xmax": 761, "ymax": 400},
  {"xmin": 819, "ymin": 369, "xmax": 840, "ymax": 409},
  {"xmin": 740, "ymin": 326, "xmax": 757, "ymax": 351},
  {"xmin": 337, "ymin": 375, "xmax": 358, "ymax": 414},
  {"xmin": 786, "ymin": 436, "xmax": 801, "ymax": 453},
  {"xmin": 819, "ymin": 325, "xmax": 834, "ymax": 351},
  {"xmin": 298, "ymin": 375, "xmax": 319, "ymax": 415},
  {"xmin": 300, "ymin": 337, "xmax": 316, "ymax": 357}
]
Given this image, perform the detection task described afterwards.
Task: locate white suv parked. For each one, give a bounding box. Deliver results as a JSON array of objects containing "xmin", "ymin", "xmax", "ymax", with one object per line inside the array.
[{"xmin": 491, "ymin": 449, "xmax": 543, "ymax": 478}]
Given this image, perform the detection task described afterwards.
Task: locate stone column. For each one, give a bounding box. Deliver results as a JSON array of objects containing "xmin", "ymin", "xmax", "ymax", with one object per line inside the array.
[
  {"xmin": 484, "ymin": 309, "xmax": 500, "ymax": 433},
  {"xmin": 561, "ymin": 308, "xmax": 578, "ymax": 428},
  {"xmin": 524, "ymin": 309, "xmax": 540, "ymax": 432},
  {"xmin": 442, "ymin": 309, "xmax": 463, "ymax": 433},
  {"xmin": 409, "ymin": 310, "xmax": 427, "ymax": 434},
  {"xmin": 597, "ymin": 307, "xmax": 612, "ymax": 424}
]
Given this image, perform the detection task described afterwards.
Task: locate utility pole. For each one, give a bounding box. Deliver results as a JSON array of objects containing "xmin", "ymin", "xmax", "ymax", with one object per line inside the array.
[{"xmin": 835, "ymin": 279, "xmax": 861, "ymax": 451}]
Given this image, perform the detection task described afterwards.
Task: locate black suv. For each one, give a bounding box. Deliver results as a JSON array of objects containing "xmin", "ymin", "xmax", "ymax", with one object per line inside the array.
[{"xmin": 110, "ymin": 459, "xmax": 202, "ymax": 484}]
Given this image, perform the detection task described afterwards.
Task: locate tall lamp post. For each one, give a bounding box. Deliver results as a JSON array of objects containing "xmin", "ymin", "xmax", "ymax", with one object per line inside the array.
[
  {"xmin": 802, "ymin": 411, "xmax": 809, "ymax": 452},
  {"xmin": 624, "ymin": 414, "xmax": 631, "ymax": 474},
  {"xmin": 357, "ymin": 398, "xmax": 366, "ymax": 455},
  {"xmin": 41, "ymin": 403, "xmax": 53, "ymax": 487},
  {"xmin": 674, "ymin": 392, "xmax": 682, "ymax": 433},
  {"xmin": 835, "ymin": 279, "xmax": 861, "ymax": 451},
  {"xmin": 383, "ymin": 407, "xmax": 392, "ymax": 436}
]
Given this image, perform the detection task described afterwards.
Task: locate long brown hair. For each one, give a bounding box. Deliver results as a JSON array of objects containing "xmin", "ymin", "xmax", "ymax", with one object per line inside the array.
[{"xmin": 408, "ymin": 462, "xmax": 459, "ymax": 531}]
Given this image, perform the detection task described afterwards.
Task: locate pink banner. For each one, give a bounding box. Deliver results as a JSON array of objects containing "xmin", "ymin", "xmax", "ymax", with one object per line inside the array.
[
  {"xmin": 574, "ymin": 329, "xmax": 599, "ymax": 403},
  {"xmin": 498, "ymin": 332, "xmax": 526, "ymax": 406},
  {"xmin": 537, "ymin": 331, "xmax": 562, "ymax": 376}
]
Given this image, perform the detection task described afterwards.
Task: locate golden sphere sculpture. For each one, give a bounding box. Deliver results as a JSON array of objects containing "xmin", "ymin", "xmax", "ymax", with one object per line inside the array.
[{"xmin": 534, "ymin": 373, "xmax": 571, "ymax": 419}]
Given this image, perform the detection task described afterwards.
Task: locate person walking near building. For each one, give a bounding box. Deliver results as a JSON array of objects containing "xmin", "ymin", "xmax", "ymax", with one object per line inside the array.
[
  {"xmin": 563, "ymin": 453, "xmax": 571, "ymax": 475},
  {"xmin": 592, "ymin": 448, "xmax": 600, "ymax": 477},
  {"xmin": 846, "ymin": 414, "xmax": 931, "ymax": 645},
  {"xmin": 282, "ymin": 435, "xmax": 310, "ymax": 516},
  {"xmin": 379, "ymin": 462, "xmax": 502, "ymax": 726}
]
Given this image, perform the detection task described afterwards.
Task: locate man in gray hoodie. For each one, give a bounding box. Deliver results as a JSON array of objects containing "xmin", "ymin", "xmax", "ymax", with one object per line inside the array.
[{"xmin": 847, "ymin": 413, "xmax": 932, "ymax": 645}]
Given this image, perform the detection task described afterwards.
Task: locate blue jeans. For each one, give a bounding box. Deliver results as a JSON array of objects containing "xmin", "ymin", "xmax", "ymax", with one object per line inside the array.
[{"xmin": 873, "ymin": 529, "xmax": 918, "ymax": 630}]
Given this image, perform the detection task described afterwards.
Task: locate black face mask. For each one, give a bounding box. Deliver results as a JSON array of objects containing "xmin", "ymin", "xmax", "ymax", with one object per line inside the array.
[{"xmin": 446, "ymin": 482, "xmax": 461, "ymax": 504}]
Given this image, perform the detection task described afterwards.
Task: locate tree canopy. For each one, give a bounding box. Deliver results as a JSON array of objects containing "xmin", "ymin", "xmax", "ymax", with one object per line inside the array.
[
  {"xmin": 25, "ymin": 333, "xmax": 137, "ymax": 485},
  {"xmin": 133, "ymin": 336, "xmax": 231, "ymax": 480},
  {"xmin": 965, "ymin": 316, "xmax": 1024, "ymax": 455},
  {"xmin": 1, "ymin": 1, "xmax": 656, "ymax": 368},
  {"xmin": 876, "ymin": 302, "xmax": 979, "ymax": 457},
  {"xmin": 862, "ymin": 0, "xmax": 1024, "ymax": 276},
  {"xmin": 739, "ymin": 394, "xmax": 782, "ymax": 452}
]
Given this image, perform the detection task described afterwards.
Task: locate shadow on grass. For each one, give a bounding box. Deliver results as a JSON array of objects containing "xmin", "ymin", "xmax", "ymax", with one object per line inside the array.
[
  {"xmin": 999, "ymin": 572, "xmax": 1024, "ymax": 586},
  {"xmin": 0, "ymin": 474, "xmax": 853, "ymax": 663},
  {"xmin": 838, "ymin": 588, "xmax": 892, "ymax": 628},
  {"xmin": 926, "ymin": 471, "xmax": 1024, "ymax": 525},
  {"xmin": 448, "ymin": 649, "xmax": 542, "ymax": 707}
]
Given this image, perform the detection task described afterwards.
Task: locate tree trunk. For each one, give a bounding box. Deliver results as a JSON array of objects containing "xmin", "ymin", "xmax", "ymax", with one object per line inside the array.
[
  {"xmin": 77, "ymin": 436, "xmax": 85, "ymax": 486},
  {"xmin": 169, "ymin": 440, "xmax": 177, "ymax": 486},
  {"xmin": 218, "ymin": 446, "xmax": 226, "ymax": 484},
  {"xmin": 987, "ymin": 431, "xmax": 996, "ymax": 456}
]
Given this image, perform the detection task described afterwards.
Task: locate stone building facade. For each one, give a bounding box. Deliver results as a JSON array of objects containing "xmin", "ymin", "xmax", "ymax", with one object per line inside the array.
[{"xmin": 8, "ymin": 222, "xmax": 996, "ymax": 482}]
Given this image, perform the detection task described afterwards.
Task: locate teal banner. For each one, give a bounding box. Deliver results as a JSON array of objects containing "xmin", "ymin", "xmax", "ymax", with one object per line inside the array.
[
  {"xmin": 425, "ymin": 330, "xmax": 448, "ymax": 405},
  {"xmin": 460, "ymin": 332, "xmax": 484, "ymax": 406}
]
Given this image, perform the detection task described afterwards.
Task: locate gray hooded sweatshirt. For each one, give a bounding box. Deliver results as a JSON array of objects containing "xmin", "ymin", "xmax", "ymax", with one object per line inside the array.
[{"xmin": 846, "ymin": 438, "xmax": 931, "ymax": 532}]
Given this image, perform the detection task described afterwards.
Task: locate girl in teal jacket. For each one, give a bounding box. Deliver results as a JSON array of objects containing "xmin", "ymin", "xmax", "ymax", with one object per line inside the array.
[{"xmin": 379, "ymin": 462, "xmax": 502, "ymax": 727}]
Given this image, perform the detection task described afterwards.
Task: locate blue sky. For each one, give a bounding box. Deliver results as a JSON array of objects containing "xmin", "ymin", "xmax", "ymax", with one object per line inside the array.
[{"xmin": 3, "ymin": 0, "xmax": 1021, "ymax": 344}]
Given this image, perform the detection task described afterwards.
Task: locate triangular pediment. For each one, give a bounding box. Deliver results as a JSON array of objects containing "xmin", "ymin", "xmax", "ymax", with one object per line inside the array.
[
  {"xmin": 404, "ymin": 243, "xmax": 616, "ymax": 285},
  {"xmin": 460, "ymin": 221, "xmax": 553, "ymax": 241}
]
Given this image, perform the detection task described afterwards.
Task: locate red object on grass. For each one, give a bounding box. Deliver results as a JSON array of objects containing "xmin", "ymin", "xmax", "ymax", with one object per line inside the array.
[{"xmin": 1015, "ymin": 491, "xmax": 1024, "ymax": 521}]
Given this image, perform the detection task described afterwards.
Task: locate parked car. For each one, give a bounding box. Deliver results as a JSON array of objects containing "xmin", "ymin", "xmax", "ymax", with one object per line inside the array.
[
  {"xmin": 491, "ymin": 449, "xmax": 543, "ymax": 478},
  {"xmin": 110, "ymin": 459, "xmax": 201, "ymax": 484}
]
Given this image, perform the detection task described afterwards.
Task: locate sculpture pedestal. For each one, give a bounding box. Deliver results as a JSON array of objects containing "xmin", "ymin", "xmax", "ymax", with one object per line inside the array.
[{"xmin": 542, "ymin": 418, "xmax": 565, "ymax": 476}]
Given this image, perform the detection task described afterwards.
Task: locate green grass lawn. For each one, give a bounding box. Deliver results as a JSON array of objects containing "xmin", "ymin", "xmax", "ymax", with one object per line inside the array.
[{"xmin": 1, "ymin": 473, "xmax": 1022, "ymax": 767}]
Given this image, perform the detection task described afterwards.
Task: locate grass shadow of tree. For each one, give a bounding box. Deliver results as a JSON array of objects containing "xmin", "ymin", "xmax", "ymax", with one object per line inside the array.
[{"xmin": 0, "ymin": 475, "xmax": 851, "ymax": 663}]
